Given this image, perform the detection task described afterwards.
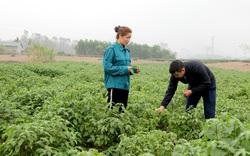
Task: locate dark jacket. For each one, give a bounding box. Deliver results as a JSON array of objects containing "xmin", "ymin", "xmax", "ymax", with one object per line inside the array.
[{"xmin": 161, "ymin": 61, "xmax": 216, "ymax": 107}]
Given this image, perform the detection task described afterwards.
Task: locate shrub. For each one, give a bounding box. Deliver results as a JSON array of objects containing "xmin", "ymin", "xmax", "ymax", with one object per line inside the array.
[{"xmin": 27, "ymin": 43, "xmax": 56, "ymax": 62}]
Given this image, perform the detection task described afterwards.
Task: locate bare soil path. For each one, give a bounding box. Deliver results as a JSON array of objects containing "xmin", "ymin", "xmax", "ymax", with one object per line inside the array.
[
  {"xmin": 206, "ymin": 62, "xmax": 250, "ymax": 71},
  {"xmin": 1, "ymin": 55, "xmax": 250, "ymax": 71}
]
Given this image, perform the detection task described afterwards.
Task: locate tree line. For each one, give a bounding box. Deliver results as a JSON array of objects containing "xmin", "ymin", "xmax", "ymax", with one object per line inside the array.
[
  {"xmin": 75, "ymin": 39, "xmax": 177, "ymax": 60},
  {"xmin": 1, "ymin": 30, "xmax": 177, "ymax": 60}
]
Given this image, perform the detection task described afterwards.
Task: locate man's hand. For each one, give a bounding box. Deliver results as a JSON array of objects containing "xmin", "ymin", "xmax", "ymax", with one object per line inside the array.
[
  {"xmin": 155, "ymin": 106, "xmax": 165, "ymax": 111},
  {"xmin": 183, "ymin": 90, "xmax": 192, "ymax": 97}
]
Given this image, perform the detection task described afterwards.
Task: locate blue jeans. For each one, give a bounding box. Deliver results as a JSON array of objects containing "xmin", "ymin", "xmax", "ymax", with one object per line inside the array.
[{"xmin": 186, "ymin": 83, "xmax": 216, "ymax": 119}]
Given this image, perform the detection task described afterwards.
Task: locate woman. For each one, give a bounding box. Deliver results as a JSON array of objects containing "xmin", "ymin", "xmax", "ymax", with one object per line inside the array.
[{"xmin": 102, "ymin": 25, "xmax": 140, "ymax": 112}]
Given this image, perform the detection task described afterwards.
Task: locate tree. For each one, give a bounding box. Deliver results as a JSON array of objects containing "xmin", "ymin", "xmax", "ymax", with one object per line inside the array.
[
  {"xmin": 27, "ymin": 43, "xmax": 56, "ymax": 62},
  {"xmin": 95, "ymin": 45, "xmax": 104, "ymax": 58},
  {"xmin": 20, "ymin": 30, "xmax": 29, "ymax": 53},
  {"xmin": 239, "ymin": 43, "xmax": 250, "ymax": 59}
]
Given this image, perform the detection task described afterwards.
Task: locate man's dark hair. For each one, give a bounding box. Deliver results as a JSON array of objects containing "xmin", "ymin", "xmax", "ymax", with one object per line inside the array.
[{"xmin": 169, "ymin": 60, "xmax": 184, "ymax": 74}]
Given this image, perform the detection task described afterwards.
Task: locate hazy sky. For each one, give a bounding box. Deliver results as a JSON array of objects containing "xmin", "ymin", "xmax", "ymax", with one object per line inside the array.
[{"xmin": 1, "ymin": 0, "xmax": 250, "ymax": 59}]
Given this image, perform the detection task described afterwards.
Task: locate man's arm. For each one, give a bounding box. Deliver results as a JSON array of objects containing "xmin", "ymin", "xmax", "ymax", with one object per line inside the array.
[{"xmin": 160, "ymin": 76, "xmax": 178, "ymax": 108}]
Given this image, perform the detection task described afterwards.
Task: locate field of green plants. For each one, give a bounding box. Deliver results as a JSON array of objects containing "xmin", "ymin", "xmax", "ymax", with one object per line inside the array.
[{"xmin": 0, "ymin": 61, "xmax": 249, "ymax": 156}]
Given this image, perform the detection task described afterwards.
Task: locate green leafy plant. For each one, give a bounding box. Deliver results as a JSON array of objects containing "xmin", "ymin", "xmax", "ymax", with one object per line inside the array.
[{"xmin": 118, "ymin": 130, "xmax": 177, "ymax": 156}]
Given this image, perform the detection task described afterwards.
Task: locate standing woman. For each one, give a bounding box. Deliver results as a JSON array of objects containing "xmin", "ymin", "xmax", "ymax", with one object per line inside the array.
[{"xmin": 102, "ymin": 25, "xmax": 140, "ymax": 112}]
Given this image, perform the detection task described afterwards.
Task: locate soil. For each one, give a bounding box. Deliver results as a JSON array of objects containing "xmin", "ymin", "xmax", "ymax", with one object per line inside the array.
[
  {"xmin": 206, "ymin": 62, "xmax": 250, "ymax": 71},
  {"xmin": 1, "ymin": 55, "xmax": 250, "ymax": 71}
]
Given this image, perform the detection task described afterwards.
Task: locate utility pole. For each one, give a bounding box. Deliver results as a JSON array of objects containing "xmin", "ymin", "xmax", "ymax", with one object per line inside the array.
[
  {"xmin": 211, "ymin": 36, "xmax": 214, "ymax": 56},
  {"xmin": 205, "ymin": 46, "xmax": 210, "ymax": 59}
]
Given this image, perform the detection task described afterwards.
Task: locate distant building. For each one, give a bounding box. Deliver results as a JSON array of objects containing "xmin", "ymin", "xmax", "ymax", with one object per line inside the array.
[{"xmin": 0, "ymin": 41, "xmax": 24, "ymax": 54}]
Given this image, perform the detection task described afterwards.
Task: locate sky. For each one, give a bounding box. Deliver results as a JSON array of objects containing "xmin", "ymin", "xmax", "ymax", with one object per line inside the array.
[{"xmin": 1, "ymin": 0, "xmax": 250, "ymax": 59}]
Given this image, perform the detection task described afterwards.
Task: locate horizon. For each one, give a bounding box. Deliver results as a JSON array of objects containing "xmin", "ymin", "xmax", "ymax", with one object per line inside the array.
[{"xmin": 1, "ymin": 0, "xmax": 250, "ymax": 59}]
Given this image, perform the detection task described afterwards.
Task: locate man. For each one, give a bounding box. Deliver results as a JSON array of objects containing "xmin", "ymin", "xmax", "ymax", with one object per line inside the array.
[{"xmin": 156, "ymin": 60, "xmax": 216, "ymax": 119}]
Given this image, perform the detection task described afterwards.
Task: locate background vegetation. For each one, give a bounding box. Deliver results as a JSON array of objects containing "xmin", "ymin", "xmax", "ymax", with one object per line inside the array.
[
  {"xmin": 27, "ymin": 44, "xmax": 56, "ymax": 62},
  {"xmin": 75, "ymin": 40, "xmax": 176, "ymax": 60},
  {"xmin": 1, "ymin": 31, "xmax": 176, "ymax": 60}
]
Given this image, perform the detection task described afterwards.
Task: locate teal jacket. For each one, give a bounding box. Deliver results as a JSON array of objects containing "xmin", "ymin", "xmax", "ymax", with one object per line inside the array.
[{"xmin": 102, "ymin": 42, "xmax": 131, "ymax": 91}]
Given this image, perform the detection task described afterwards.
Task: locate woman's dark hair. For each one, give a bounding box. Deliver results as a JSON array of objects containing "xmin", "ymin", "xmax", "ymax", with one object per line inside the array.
[
  {"xmin": 169, "ymin": 60, "xmax": 184, "ymax": 74},
  {"xmin": 114, "ymin": 26, "xmax": 132, "ymax": 39}
]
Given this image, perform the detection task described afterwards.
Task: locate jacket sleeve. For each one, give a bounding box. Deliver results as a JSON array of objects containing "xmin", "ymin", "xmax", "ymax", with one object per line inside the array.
[
  {"xmin": 161, "ymin": 76, "xmax": 178, "ymax": 108},
  {"xmin": 102, "ymin": 48, "xmax": 129, "ymax": 75}
]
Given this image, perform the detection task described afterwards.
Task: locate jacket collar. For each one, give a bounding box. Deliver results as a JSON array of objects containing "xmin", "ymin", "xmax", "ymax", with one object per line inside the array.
[{"xmin": 115, "ymin": 41, "xmax": 129, "ymax": 51}]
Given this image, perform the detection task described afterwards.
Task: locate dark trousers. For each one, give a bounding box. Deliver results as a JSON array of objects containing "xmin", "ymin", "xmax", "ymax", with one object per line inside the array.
[
  {"xmin": 107, "ymin": 88, "xmax": 129, "ymax": 112},
  {"xmin": 186, "ymin": 84, "xmax": 216, "ymax": 119}
]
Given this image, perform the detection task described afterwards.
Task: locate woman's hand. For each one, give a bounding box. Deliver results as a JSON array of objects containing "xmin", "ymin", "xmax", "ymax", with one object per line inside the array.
[
  {"xmin": 128, "ymin": 66, "xmax": 133, "ymax": 72},
  {"xmin": 135, "ymin": 67, "xmax": 140, "ymax": 73}
]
